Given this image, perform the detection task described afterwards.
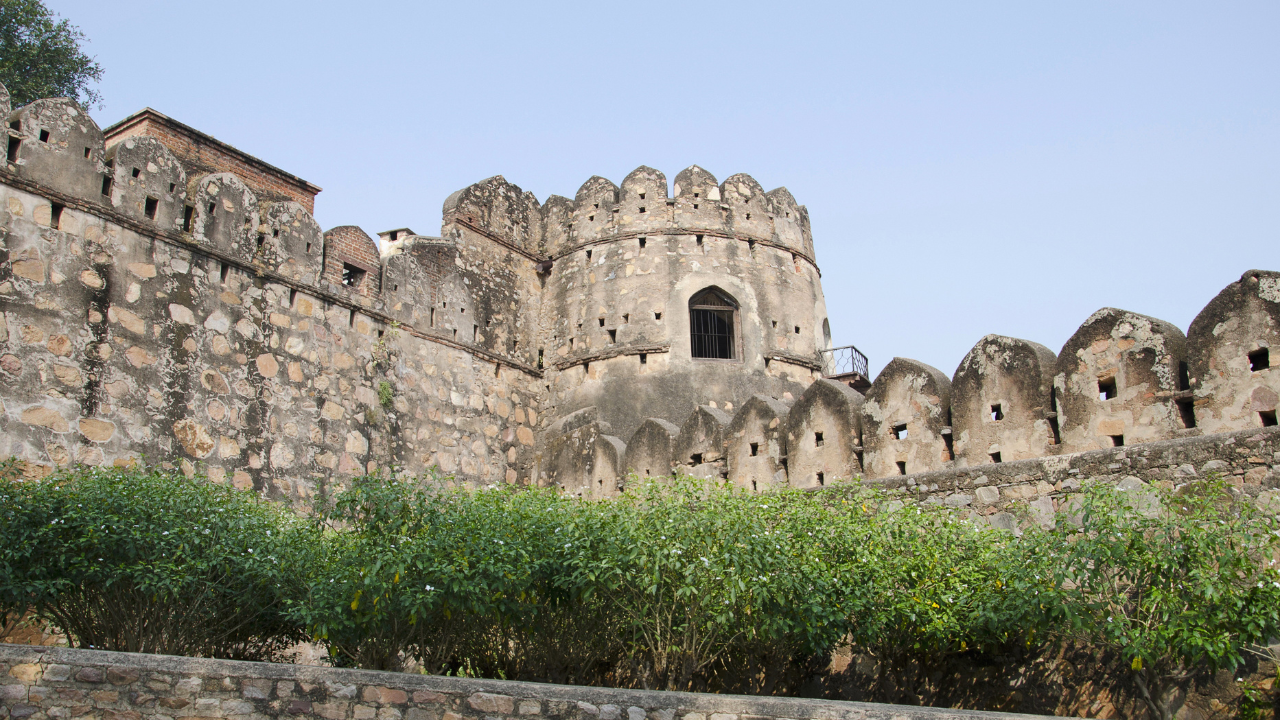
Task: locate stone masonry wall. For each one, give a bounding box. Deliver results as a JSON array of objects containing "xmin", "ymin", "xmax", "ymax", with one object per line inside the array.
[
  {"xmin": 0, "ymin": 644, "xmax": 1058, "ymax": 720},
  {"xmin": 0, "ymin": 177, "xmax": 539, "ymax": 495}
]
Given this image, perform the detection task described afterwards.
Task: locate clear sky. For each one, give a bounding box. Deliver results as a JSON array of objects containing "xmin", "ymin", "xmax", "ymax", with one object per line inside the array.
[{"xmin": 50, "ymin": 1, "xmax": 1279, "ymax": 380}]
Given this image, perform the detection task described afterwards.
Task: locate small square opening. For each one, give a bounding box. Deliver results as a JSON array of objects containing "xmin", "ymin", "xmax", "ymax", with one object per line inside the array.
[
  {"xmin": 696, "ymin": 234, "xmax": 703, "ymax": 245},
  {"xmin": 794, "ymin": 326, "xmax": 801, "ymax": 334},
  {"xmin": 654, "ymin": 311, "xmax": 662, "ymax": 320},
  {"xmin": 1261, "ymin": 410, "xmax": 1278, "ymax": 427},
  {"xmin": 990, "ymin": 404, "xmax": 1003, "ymax": 421},
  {"xmin": 144, "ymin": 197, "xmax": 158, "ymax": 220},
  {"xmin": 942, "ymin": 433, "xmax": 954, "ymax": 460},
  {"xmin": 990, "ymin": 452, "xmax": 1002, "ymax": 464},
  {"xmin": 638, "ymin": 353, "xmax": 647, "ymax": 365},
  {"xmin": 1048, "ymin": 415, "xmax": 1061, "ymax": 445},
  {"xmin": 607, "ymin": 329, "xmax": 616, "ymax": 343},
  {"xmin": 691, "ymin": 453, "xmax": 703, "ymax": 465},
  {"xmin": 7, "ymin": 135, "xmax": 20, "ymax": 163},
  {"xmin": 220, "ymin": 262, "xmax": 230, "ymax": 284},
  {"xmin": 622, "ymin": 313, "xmax": 629, "ymax": 324},
  {"xmin": 586, "ymin": 249, "xmax": 592, "ymax": 260},
  {"xmin": 816, "ymin": 471, "xmax": 825, "ymax": 486},
  {"xmin": 342, "ymin": 263, "xmax": 365, "ymax": 287},
  {"xmin": 1109, "ymin": 434, "xmax": 1125, "ymax": 447},
  {"xmin": 289, "ymin": 289, "xmax": 297, "ymax": 307},
  {"xmin": 639, "ymin": 192, "xmax": 645, "ymax": 200},
  {"xmin": 892, "ymin": 423, "xmax": 908, "ymax": 440},
  {"xmin": 639, "ymin": 237, "xmax": 647, "ymax": 249},
  {"xmin": 39, "ymin": 129, "xmax": 50, "ymax": 143},
  {"xmin": 814, "ymin": 431, "xmax": 824, "ymax": 447},
  {"xmin": 896, "ymin": 461, "xmax": 907, "ymax": 475},
  {"xmin": 131, "ymin": 167, "xmax": 141, "ymax": 178},
  {"xmin": 182, "ymin": 205, "xmax": 194, "ymax": 232},
  {"xmin": 1249, "ymin": 348, "xmax": 1270, "ymax": 371},
  {"xmin": 598, "ymin": 317, "xmax": 605, "ymax": 327},
  {"xmin": 100, "ymin": 173, "xmax": 113, "ymax": 196},
  {"xmin": 83, "ymin": 147, "xmax": 91, "ymax": 158},
  {"xmin": 639, "ymin": 206, "xmax": 646, "ymax": 213},
  {"xmin": 749, "ymin": 442, "xmax": 758, "ymax": 457},
  {"xmin": 1098, "ymin": 377, "xmax": 1117, "ymax": 400},
  {"xmin": 49, "ymin": 203, "xmax": 63, "ymax": 229},
  {"xmin": 169, "ymin": 182, "xmax": 177, "ymax": 194}
]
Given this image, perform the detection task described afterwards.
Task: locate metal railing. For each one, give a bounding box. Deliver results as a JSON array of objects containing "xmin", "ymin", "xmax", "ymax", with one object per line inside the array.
[{"xmin": 820, "ymin": 344, "xmax": 869, "ymax": 380}]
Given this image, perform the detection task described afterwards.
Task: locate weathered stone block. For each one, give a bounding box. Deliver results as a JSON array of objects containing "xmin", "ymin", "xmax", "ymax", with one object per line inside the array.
[{"xmin": 468, "ymin": 693, "xmax": 514, "ymax": 715}]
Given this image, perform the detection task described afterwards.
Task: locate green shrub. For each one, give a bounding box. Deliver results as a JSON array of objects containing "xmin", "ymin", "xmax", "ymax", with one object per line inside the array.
[
  {"xmin": 5, "ymin": 458, "xmax": 1277, "ymax": 713},
  {"xmin": 294, "ymin": 472, "xmax": 592, "ymax": 675},
  {"xmin": 1045, "ymin": 477, "xmax": 1280, "ymax": 720},
  {"xmin": 0, "ymin": 461, "xmax": 313, "ymax": 660}
]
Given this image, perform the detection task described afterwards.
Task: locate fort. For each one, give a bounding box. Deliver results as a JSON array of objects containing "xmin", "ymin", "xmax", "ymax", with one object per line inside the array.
[{"xmin": 1, "ymin": 85, "xmax": 1278, "ymax": 518}]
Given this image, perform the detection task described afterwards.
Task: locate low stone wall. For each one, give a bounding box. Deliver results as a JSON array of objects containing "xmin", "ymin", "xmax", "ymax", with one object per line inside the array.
[
  {"xmin": 0, "ymin": 645, "xmax": 1062, "ymax": 720},
  {"xmin": 870, "ymin": 425, "xmax": 1280, "ymax": 528}
]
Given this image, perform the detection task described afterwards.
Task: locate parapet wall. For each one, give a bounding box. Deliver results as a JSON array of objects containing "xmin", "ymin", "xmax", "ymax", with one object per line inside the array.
[{"xmin": 0, "ymin": 644, "xmax": 1053, "ymax": 720}]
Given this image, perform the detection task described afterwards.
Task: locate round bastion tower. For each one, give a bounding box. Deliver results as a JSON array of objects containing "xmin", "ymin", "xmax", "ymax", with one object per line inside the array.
[{"xmin": 538, "ymin": 165, "xmax": 833, "ymax": 446}]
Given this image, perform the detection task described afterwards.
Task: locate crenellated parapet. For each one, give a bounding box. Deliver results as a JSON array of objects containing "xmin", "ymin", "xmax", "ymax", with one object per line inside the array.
[
  {"xmin": 6, "ymin": 98, "xmax": 107, "ymax": 204},
  {"xmin": 951, "ymin": 335, "xmax": 1058, "ymax": 465},
  {"xmin": 1187, "ymin": 270, "xmax": 1280, "ymax": 434},
  {"xmin": 442, "ymin": 175, "xmax": 543, "ymax": 254},
  {"xmin": 1054, "ymin": 308, "xmax": 1190, "ymax": 451}
]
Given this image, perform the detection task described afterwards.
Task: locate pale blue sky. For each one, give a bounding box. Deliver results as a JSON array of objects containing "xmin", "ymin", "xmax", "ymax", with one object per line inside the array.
[{"xmin": 52, "ymin": 1, "xmax": 1279, "ymax": 378}]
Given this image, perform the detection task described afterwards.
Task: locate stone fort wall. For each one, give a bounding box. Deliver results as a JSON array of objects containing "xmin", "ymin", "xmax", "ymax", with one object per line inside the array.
[{"xmin": 1, "ymin": 86, "xmax": 1278, "ymax": 509}]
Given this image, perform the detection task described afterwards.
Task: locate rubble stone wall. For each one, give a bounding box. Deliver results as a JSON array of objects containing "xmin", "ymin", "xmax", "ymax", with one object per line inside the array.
[{"xmin": 0, "ymin": 644, "xmax": 1057, "ymax": 720}]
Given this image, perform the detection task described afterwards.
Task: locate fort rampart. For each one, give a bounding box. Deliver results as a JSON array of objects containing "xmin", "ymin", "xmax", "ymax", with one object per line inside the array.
[{"xmin": 1, "ymin": 86, "xmax": 1278, "ymax": 512}]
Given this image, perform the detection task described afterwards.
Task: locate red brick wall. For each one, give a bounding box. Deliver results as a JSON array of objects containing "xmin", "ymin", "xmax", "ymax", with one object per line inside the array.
[
  {"xmin": 323, "ymin": 226, "xmax": 382, "ymax": 296},
  {"xmin": 107, "ymin": 119, "xmax": 317, "ymax": 213}
]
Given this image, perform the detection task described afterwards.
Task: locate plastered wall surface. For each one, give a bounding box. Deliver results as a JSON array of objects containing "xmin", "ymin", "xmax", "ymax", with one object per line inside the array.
[
  {"xmin": 0, "ymin": 644, "xmax": 1065, "ymax": 720},
  {"xmin": 2, "ymin": 84, "xmax": 1280, "ymax": 502}
]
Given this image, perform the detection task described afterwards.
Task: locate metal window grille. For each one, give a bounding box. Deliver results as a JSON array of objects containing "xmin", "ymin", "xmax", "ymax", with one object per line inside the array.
[{"xmin": 690, "ymin": 288, "xmax": 736, "ymax": 359}]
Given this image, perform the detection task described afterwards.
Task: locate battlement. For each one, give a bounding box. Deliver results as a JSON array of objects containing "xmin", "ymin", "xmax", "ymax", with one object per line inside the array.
[{"xmin": 436, "ymin": 166, "xmax": 815, "ymax": 265}]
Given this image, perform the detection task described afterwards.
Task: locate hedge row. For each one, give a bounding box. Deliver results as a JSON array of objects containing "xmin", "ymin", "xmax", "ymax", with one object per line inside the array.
[{"xmin": 1, "ymin": 460, "xmax": 1277, "ymax": 720}]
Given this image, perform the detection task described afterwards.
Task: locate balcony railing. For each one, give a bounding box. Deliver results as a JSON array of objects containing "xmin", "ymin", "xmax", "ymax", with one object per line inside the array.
[{"xmin": 820, "ymin": 344, "xmax": 870, "ymax": 388}]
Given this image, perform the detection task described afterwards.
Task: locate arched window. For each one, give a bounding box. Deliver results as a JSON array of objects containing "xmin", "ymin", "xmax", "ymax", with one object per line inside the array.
[{"xmin": 689, "ymin": 287, "xmax": 738, "ymax": 359}]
